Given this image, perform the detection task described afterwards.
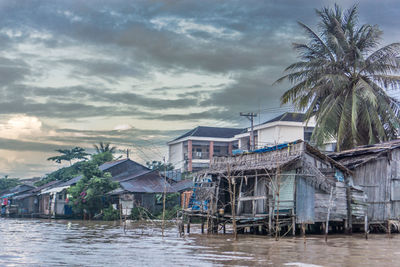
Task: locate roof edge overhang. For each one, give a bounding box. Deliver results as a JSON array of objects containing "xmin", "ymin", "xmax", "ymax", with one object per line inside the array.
[{"xmin": 168, "ymin": 136, "xmax": 237, "ymax": 145}]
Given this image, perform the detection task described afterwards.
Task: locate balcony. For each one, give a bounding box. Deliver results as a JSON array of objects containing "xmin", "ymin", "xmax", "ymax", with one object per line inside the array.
[{"xmin": 185, "ymin": 152, "xmax": 210, "ymax": 160}]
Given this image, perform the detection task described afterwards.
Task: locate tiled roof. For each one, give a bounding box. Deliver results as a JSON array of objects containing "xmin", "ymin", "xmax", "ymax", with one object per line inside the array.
[{"xmin": 171, "ymin": 126, "xmax": 245, "ymax": 142}]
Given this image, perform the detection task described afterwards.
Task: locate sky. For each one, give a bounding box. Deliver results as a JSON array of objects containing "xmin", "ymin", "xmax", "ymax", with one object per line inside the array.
[{"xmin": 0, "ymin": 0, "xmax": 399, "ymax": 178}]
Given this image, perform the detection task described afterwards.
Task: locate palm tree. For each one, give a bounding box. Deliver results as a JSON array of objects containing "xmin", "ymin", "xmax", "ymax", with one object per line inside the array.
[
  {"xmin": 93, "ymin": 142, "xmax": 117, "ymax": 154},
  {"xmin": 47, "ymin": 147, "xmax": 89, "ymax": 165},
  {"xmin": 276, "ymin": 4, "xmax": 400, "ymax": 151}
]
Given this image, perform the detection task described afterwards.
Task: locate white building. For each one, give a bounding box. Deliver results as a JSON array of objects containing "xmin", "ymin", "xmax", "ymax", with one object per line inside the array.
[
  {"xmin": 168, "ymin": 126, "xmax": 244, "ymax": 172},
  {"xmin": 235, "ymin": 112, "xmax": 319, "ymax": 150}
]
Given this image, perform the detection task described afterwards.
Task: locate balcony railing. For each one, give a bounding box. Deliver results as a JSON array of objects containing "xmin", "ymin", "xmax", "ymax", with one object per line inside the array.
[{"xmin": 185, "ymin": 152, "xmax": 210, "ymax": 160}]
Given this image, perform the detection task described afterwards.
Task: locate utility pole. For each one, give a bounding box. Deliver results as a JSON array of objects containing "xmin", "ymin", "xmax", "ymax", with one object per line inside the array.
[
  {"xmin": 119, "ymin": 148, "xmax": 131, "ymax": 159},
  {"xmin": 240, "ymin": 112, "xmax": 257, "ymax": 150},
  {"xmin": 162, "ymin": 156, "xmax": 167, "ymax": 237}
]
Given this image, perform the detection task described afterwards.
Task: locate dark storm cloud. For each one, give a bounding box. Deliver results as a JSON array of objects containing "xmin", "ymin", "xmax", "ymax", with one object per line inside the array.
[
  {"xmin": 0, "ymin": 137, "xmax": 71, "ymax": 152},
  {"xmin": 61, "ymin": 59, "xmax": 150, "ymax": 81},
  {"xmin": 46, "ymin": 127, "xmax": 185, "ymax": 146},
  {"xmin": 0, "ymin": 57, "xmax": 30, "ymax": 87}
]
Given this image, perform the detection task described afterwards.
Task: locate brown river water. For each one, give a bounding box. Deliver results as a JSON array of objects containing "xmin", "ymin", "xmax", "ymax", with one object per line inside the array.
[{"xmin": 1, "ymin": 218, "xmax": 400, "ymax": 266}]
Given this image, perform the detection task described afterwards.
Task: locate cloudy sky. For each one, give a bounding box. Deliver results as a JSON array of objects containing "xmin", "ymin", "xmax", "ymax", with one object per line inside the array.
[{"xmin": 0, "ymin": 0, "xmax": 399, "ymax": 178}]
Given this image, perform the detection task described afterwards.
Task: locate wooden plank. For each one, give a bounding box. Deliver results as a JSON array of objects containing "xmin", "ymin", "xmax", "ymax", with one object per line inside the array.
[{"xmin": 239, "ymin": 196, "xmax": 268, "ymax": 201}]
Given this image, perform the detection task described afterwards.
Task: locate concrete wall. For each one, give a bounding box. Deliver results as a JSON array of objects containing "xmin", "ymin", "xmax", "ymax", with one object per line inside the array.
[
  {"xmin": 257, "ymin": 125, "xmax": 304, "ymax": 147},
  {"xmin": 168, "ymin": 142, "xmax": 184, "ymax": 171}
]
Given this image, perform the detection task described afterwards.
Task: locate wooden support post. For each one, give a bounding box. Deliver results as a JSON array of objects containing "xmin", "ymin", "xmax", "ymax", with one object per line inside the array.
[
  {"xmin": 223, "ymin": 223, "xmax": 226, "ymax": 234},
  {"xmin": 237, "ymin": 177, "xmax": 243, "ymax": 216},
  {"xmin": 275, "ymin": 166, "xmax": 281, "ymax": 241},
  {"xmin": 201, "ymin": 217, "xmax": 205, "ymax": 234},
  {"xmin": 268, "ymin": 183, "xmax": 272, "ymax": 235},
  {"xmin": 181, "ymin": 221, "xmax": 185, "ymax": 235},
  {"xmin": 388, "ymin": 219, "xmax": 391, "ymax": 238},
  {"xmin": 187, "ymin": 217, "xmax": 191, "ymax": 234},
  {"xmin": 364, "ymin": 214, "xmax": 368, "ymax": 240},
  {"xmin": 325, "ymin": 187, "xmax": 333, "ymax": 242},
  {"xmin": 253, "ymin": 171, "xmax": 258, "ymax": 216},
  {"xmin": 292, "ymin": 209, "xmax": 296, "ymax": 236},
  {"xmin": 345, "ymin": 184, "xmax": 352, "ymax": 234},
  {"xmin": 302, "ymin": 223, "xmax": 306, "ymax": 244},
  {"xmin": 119, "ymin": 203, "xmax": 123, "ymax": 225}
]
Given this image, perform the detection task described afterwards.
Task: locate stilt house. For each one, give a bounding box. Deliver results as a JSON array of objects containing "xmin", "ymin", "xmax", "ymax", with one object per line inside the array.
[
  {"xmin": 190, "ymin": 140, "xmax": 366, "ymax": 234},
  {"xmin": 331, "ymin": 140, "xmax": 400, "ymax": 226}
]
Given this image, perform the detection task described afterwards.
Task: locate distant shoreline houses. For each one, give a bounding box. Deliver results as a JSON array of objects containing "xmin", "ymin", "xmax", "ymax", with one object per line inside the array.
[{"xmin": 0, "ymin": 158, "xmax": 192, "ymax": 219}]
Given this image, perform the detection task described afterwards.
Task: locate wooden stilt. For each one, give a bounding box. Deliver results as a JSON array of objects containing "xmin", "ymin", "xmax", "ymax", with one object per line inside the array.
[
  {"xmin": 364, "ymin": 215, "xmax": 368, "ymax": 240},
  {"xmin": 201, "ymin": 217, "xmax": 205, "ymax": 234},
  {"xmin": 292, "ymin": 209, "xmax": 296, "ymax": 236},
  {"xmin": 180, "ymin": 214, "xmax": 185, "ymax": 235},
  {"xmin": 187, "ymin": 217, "xmax": 191, "ymax": 234},
  {"xmin": 388, "ymin": 219, "xmax": 391, "ymax": 238},
  {"xmin": 302, "ymin": 223, "xmax": 306, "ymax": 244},
  {"xmin": 325, "ymin": 187, "xmax": 333, "ymax": 242}
]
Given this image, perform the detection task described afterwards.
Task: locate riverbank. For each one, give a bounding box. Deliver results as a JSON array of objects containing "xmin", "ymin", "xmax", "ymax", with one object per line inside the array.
[{"xmin": 1, "ymin": 217, "xmax": 400, "ymax": 266}]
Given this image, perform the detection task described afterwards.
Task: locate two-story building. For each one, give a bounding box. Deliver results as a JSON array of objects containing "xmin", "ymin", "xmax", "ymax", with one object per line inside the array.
[
  {"xmin": 235, "ymin": 112, "xmax": 317, "ymax": 150},
  {"xmin": 168, "ymin": 126, "xmax": 244, "ymax": 172}
]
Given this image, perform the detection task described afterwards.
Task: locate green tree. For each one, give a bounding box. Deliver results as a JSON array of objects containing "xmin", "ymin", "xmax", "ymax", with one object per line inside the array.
[
  {"xmin": 37, "ymin": 152, "xmax": 113, "ymax": 187},
  {"xmin": 146, "ymin": 160, "xmax": 174, "ymax": 171},
  {"xmin": 68, "ymin": 160, "xmax": 118, "ymax": 218},
  {"xmin": 0, "ymin": 175, "xmax": 20, "ymax": 192},
  {"xmin": 277, "ymin": 4, "xmax": 400, "ymax": 151},
  {"xmin": 93, "ymin": 142, "xmax": 117, "ymax": 154},
  {"xmin": 47, "ymin": 147, "xmax": 90, "ymax": 165}
]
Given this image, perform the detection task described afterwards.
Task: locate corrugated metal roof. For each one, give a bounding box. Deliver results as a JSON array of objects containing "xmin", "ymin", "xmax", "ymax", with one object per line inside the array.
[
  {"xmin": 57, "ymin": 175, "xmax": 83, "ymax": 187},
  {"xmin": 99, "ymin": 159, "xmax": 129, "ymax": 170},
  {"xmin": 120, "ymin": 171, "xmax": 175, "ymax": 193},
  {"xmin": 0, "ymin": 184, "xmax": 35, "ymax": 198},
  {"xmin": 113, "ymin": 169, "xmax": 151, "ymax": 182},
  {"xmin": 330, "ymin": 139, "xmax": 400, "ymax": 169},
  {"xmin": 171, "ymin": 179, "xmax": 193, "ymax": 192}
]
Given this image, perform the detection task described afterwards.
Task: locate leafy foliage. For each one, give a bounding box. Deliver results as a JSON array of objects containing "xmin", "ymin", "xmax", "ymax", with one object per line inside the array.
[
  {"xmin": 47, "ymin": 147, "xmax": 90, "ymax": 165},
  {"xmin": 103, "ymin": 206, "xmax": 120, "ymax": 221},
  {"xmin": 93, "ymin": 142, "xmax": 117, "ymax": 154},
  {"xmin": 36, "ymin": 152, "xmax": 113, "ymax": 187},
  {"xmin": 68, "ymin": 160, "xmax": 118, "ymax": 217},
  {"xmin": 146, "ymin": 161, "xmax": 174, "ymax": 171},
  {"xmin": 0, "ymin": 176, "xmax": 20, "ymax": 192},
  {"xmin": 277, "ymin": 4, "xmax": 400, "ymax": 151}
]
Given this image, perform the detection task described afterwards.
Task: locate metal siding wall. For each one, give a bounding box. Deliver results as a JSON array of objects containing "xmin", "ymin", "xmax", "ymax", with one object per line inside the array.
[
  {"xmin": 296, "ymin": 177, "xmax": 315, "ymax": 223},
  {"xmin": 256, "ymin": 177, "xmax": 266, "ymax": 213},
  {"xmin": 275, "ymin": 171, "xmax": 295, "ymax": 211}
]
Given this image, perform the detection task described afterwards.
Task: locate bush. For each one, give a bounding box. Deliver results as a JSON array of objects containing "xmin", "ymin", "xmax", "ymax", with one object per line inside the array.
[
  {"xmin": 156, "ymin": 204, "xmax": 181, "ymax": 220},
  {"xmin": 130, "ymin": 206, "xmax": 154, "ymax": 220},
  {"xmin": 103, "ymin": 206, "xmax": 120, "ymax": 221}
]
